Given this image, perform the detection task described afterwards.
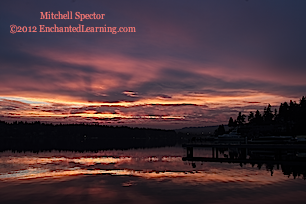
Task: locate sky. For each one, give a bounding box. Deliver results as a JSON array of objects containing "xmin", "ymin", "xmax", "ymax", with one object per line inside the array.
[{"xmin": 1, "ymin": 0, "xmax": 306, "ymax": 129}]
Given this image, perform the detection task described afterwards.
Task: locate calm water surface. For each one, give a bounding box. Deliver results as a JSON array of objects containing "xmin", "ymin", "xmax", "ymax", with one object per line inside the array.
[{"xmin": 1, "ymin": 146, "xmax": 306, "ymax": 204}]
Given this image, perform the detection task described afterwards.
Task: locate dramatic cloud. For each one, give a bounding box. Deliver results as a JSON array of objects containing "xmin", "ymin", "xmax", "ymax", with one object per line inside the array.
[{"xmin": 1, "ymin": 0, "xmax": 305, "ymax": 128}]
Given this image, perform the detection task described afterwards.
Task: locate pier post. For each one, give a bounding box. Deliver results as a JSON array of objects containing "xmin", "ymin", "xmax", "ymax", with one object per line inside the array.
[
  {"xmin": 216, "ymin": 148, "xmax": 218, "ymax": 158},
  {"xmin": 187, "ymin": 147, "xmax": 193, "ymax": 157},
  {"xmin": 245, "ymin": 137, "xmax": 248, "ymax": 158},
  {"xmin": 212, "ymin": 147, "xmax": 215, "ymax": 158}
]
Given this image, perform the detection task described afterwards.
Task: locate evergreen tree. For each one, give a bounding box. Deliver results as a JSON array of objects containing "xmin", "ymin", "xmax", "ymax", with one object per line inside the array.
[
  {"xmin": 263, "ymin": 104, "xmax": 274, "ymax": 123},
  {"xmin": 237, "ymin": 112, "xmax": 246, "ymax": 125},
  {"xmin": 300, "ymin": 96, "xmax": 306, "ymax": 108},
  {"xmin": 215, "ymin": 124, "xmax": 226, "ymax": 135},
  {"xmin": 228, "ymin": 117, "xmax": 234, "ymax": 127},
  {"xmin": 254, "ymin": 110, "xmax": 263, "ymax": 125},
  {"xmin": 248, "ymin": 112, "xmax": 255, "ymax": 123},
  {"xmin": 226, "ymin": 96, "xmax": 306, "ymax": 135}
]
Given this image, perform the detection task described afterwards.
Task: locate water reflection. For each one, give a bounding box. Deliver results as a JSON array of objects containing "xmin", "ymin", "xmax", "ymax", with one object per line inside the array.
[
  {"xmin": 1, "ymin": 147, "xmax": 306, "ymax": 204},
  {"xmin": 183, "ymin": 145, "xmax": 306, "ymax": 179},
  {"xmin": 1, "ymin": 147, "xmax": 305, "ymax": 182}
]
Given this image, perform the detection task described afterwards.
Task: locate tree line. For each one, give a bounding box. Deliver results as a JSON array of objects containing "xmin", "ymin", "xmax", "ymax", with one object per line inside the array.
[
  {"xmin": 227, "ymin": 96, "xmax": 306, "ymax": 135},
  {"xmin": 0, "ymin": 122, "xmax": 181, "ymax": 151}
]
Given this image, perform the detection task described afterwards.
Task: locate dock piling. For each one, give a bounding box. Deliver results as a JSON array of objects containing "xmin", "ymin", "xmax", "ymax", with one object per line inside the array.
[{"xmin": 187, "ymin": 147, "xmax": 193, "ymax": 157}]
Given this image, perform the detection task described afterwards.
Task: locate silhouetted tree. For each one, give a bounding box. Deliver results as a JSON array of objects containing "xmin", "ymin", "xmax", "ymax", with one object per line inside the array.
[
  {"xmin": 227, "ymin": 96, "xmax": 306, "ymax": 135},
  {"xmin": 233, "ymin": 119, "xmax": 238, "ymax": 127},
  {"xmin": 248, "ymin": 112, "xmax": 255, "ymax": 123},
  {"xmin": 300, "ymin": 96, "xmax": 306, "ymax": 108},
  {"xmin": 236, "ymin": 112, "xmax": 246, "ymax": 125},
  {"xmin": 300, "ymin": 96, "xmax": 306, "ymax": 121},
  {"xmin": 263, "ymin": 104, "xmax": 274, "ymax": 123},
  {"xmin": 254, "ymin": 110, "xmax": 263, "ymax": 125},
  {"xmin": 228, "ymin": 117, "xmax": 235, "ymax": 127},
  {"xmin": 274, "ymin": 109, "xmax": 277, "ymax": 117},
  {"xmin": 215, "ymin": 125, "xmax": 226, "ymax": 136},
  {"xmin": 279, "ymin": 102, "xmax": 289, "ymax": 122}
]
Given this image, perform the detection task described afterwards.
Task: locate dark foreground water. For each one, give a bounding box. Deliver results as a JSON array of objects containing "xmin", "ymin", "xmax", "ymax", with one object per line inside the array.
[{"xmin": 1, "ymin": 146, "xmax": 306, "ymax": 204}]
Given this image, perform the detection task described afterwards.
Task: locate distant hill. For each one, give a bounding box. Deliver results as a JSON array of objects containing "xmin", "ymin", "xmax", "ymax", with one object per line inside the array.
[
  {"xmin": 175, "ymin": 125, "xmax": 229, "ymax": 135},
  {"xmin": 0, "ymin": 121, "xmax": 182, "ymax": 151}
]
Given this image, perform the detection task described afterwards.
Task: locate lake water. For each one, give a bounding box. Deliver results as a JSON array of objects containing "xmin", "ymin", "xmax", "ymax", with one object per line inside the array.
[{"xmin": 1, "ymin": 146, "xmax": 306, "ymax": 204}]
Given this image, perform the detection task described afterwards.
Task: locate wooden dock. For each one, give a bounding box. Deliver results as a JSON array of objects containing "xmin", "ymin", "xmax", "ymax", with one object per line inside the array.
[
  {"xmin": 182, "ymin": 143, "xmax": 306, "ymax": 149},
  {"xmin": 182, "ymin": 143, "xmax": 306, "ymax": 161},
  {"xmin": 182, "ymin": 156, "xmax": 306, "ymax": 166}
]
